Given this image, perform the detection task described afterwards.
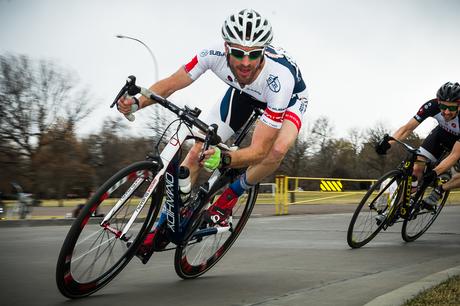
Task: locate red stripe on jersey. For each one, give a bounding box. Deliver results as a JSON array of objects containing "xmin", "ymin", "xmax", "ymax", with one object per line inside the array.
[
  {"xmin": 184, "ymin": 56, "xmax": 198, "ymax": 73},
  {"xmin": 263, "ymin": 108, "xmax": 285, "ymax": 123},
  {"xmin": 284, "ymin": 111, "xmax": 301, "ymax": 131}
]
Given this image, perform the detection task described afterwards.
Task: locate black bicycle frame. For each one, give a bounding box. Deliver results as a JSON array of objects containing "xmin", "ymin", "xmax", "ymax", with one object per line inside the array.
[{"xmin": 155, "ymin": 107, "xmax": 264, "ymax": 248}]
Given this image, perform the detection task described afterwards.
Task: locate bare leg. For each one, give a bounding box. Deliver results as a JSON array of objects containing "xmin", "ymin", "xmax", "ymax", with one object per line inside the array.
[
  {"xmin": 181, "ymin": 142, "xmax": 203, "ymax": 185},
  {"xmin": 246, "ymin": 121, "xmax": 299, "ymax": 184},
  {"xmin": 413, "ymin": 157, "xmax": 427, "ymax": 181}
]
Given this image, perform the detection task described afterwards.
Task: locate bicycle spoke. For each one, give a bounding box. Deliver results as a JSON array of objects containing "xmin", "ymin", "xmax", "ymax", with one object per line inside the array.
[
  {"xmin": 56, "ymin": 161, "xmax": 163, "ymax": 298},
  {"xmin": 402, "ymin": 188, "xmax": 447, "ymax": 242},
  {"xmin": 174, "ymin": 185, "xmax": 257, "ymax": 279},
  {"xmin": 347, "ymin": 170, "xmax": 403, "ymax": 248}
]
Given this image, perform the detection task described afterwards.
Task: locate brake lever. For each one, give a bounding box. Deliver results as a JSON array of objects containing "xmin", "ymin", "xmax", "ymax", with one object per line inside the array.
[
  {"xmin": 110, "ymin": 76, "xmax": 139, "ymax": 121},
  {"xmin": 198, "ymin": 124, "xmax": 219, "ymax": 162},
  {"xmin": 110, "ymin": 84, "xmax": 128, "ymax": 108},
  {"xmin": 198, "ymin": 133, "xmax": 212, "ymax": 162}
]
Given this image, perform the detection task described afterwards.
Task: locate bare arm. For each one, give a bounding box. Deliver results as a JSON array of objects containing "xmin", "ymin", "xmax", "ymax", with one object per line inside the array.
[
  {"xmin": 227, "ymin": 121, "xmax": 279, "ymax": 168},
  {"xmin": 139, "ymin": 67, "xmax": 193, "ymax": 108},
  {"xmin": 200, "ymin": 120, "xmax": 278, "ymax": 169},
  {"xmin": 118, "ymin": 67, "xmax": 193, "ymax": 114},
  {"xmin": 391, "ymin": 118, "xmax": 420, "ymax": 142}
]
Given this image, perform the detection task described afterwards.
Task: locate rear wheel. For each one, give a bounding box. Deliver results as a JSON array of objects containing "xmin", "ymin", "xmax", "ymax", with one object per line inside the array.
[
  {"xmin": 174, "ymin": 184, "xmax": 258, "ymax": 279},
  {"xmin": 347, "ymin": 170, "xmax": 404, "ymax": 248},
  {"xmin": 401, "ymin": 187, "xmax": 449, "ymax": 242},
  {"xmin": 56, "ymin": 161, "xmax": 163, "ymax": 298}
]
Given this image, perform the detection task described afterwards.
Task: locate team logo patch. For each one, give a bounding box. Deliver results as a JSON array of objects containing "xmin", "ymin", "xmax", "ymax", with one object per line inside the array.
[
  {"xmin": 200, "ymin": 49, "xmax": 209, "ymax": 57},
  {"xmin": 299, "ymin": 97, "xmax": 308, "ymax": 114},
  {"xmin": 267, "ymin": 74, "xmax": 281, "ymax": 93},
  {"xmin": 452, "ymin": 123, "xmax": 457, "ymax": 128},
  {"xmin": 227, "ymin": 75, "xmax": 233, "ymax": 82}
]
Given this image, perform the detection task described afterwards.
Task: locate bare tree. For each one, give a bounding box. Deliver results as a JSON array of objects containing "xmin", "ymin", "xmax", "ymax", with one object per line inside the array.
[
  {"xmin": 310, "ymin": 116, "xmax": 335, "ymax": 154},
  {"xmin": 0, "ymin": 53, "xmax": 94, "ymax": 194},
  {"xmin": 0, "ymin": 54, "xmax": 93, "ymax": 160}
]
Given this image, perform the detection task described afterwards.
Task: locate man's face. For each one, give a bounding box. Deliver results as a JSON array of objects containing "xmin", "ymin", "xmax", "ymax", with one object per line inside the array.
[
  {"xmin": 438, "ymin": 100, "xmax": 459, "ymax": 121},
  {"xmin": 225, "ymin": 43, "xmax": 265, "ymax": 86}
]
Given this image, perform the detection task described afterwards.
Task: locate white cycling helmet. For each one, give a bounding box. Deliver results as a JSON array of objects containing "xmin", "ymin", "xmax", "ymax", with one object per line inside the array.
[{"xmin": 221, "ymin": 9, "xmax": 273, "ymax": 48}]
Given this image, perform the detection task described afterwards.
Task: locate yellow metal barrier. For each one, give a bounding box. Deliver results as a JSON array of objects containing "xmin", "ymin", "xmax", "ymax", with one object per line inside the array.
[
  {"xmin": 320, "ymin": 180, "xmax": 343, "ymax": 192},
  {"xmin": 274, "ymin": 176, "xmax": 378, "ymax": 214}
]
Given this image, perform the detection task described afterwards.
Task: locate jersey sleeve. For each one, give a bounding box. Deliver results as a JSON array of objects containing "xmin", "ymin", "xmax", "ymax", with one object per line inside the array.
[
  {"xmin": 259, "ymin": 71, "xmax": 295, "ymax": 129},
  {"xmin": 414, "ymin": 99, "xmax": 439, "ymax": 123},
  {"xmin": 184, "ymin": 44, "xmax": 224, "ymax": 81},
  {"xmin": 184, "ymin": 53, "xmax": 208, "ymax": 81}
]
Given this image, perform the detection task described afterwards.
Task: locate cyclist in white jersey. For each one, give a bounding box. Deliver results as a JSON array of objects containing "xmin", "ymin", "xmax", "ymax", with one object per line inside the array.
[{"xmin": 118, "ymin": 9, "xmax": 308, "ymax": 258}]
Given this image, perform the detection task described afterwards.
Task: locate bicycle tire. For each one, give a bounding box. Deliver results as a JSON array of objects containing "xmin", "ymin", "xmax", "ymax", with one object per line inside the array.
[
  {"xmin": 173, "ymin": 184, "xmax": 258, "ymax": 279},
  {"xmin": 347, "ymin": 169, "xmax": 404, "ymax": 248},
  {"xmin": 401, "ymin": 188, "xmax": 449, "ymax": 242},
  {"xmin": 56, "ymin": 160, "xmax": 163, "ymax": 298}
]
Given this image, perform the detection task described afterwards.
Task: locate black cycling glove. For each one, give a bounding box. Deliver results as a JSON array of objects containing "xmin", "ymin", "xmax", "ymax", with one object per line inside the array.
[
  {"xmin": 375, "ymin": 138, "xmax": 391, "ymax": 155},
  {"xmin": 423, "ymin": 169, "xmax": 438, "ymax": 185}
]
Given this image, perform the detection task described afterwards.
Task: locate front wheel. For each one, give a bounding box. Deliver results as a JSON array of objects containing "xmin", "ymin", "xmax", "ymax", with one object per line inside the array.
[
  {"xmin": 56, "ymin": 161, "xmax": 164, "ymax": 298},
  {"xmin": 401, "ymin": 187, "xmax": 449, "ymax": 242},
  {"xmin": 347, "ymin": 170, "xmax": 404, "ymax": 248},
  {"xmin": 174, "ymin": 184, "xmax": 258, "ymax": 279}
]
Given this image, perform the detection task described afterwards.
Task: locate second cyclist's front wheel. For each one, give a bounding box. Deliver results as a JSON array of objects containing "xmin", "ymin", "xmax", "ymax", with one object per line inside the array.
[
  {"xmin": 56, "ymin": 160, "xmax": 164, "ymax": 298},
  {"xmin": 174, "ymin": 184, "xmax": 258, "ymax": 279},
  {"xmin": 347, "ymin": 169, "xmax": 403, "ymax": 248},
  {"xmin": 401, "ymin": 187, "xmax": 449, "ymax": 242}
]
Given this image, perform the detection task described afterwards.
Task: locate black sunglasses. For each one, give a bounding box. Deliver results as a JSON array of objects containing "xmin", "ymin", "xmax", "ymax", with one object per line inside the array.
[
  {"xmin": 439, "ymin": 103, "xmax": 458, "ymax": 112},
  {"xmin": 228, "ymin": 46, "xmax": 265, "ymax": 60}
]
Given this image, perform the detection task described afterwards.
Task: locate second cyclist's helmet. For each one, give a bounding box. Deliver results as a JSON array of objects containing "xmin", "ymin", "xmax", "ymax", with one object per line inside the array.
[
  {"xmin": 222, "ymin": 9, "xmax": 273, "ymax": 48},
  {"xmin": 437, "ymin": 82, "xmax": 460, "ymax": 103}
]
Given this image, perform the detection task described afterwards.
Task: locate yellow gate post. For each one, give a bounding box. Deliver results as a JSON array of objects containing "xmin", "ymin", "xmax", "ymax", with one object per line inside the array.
[
  {"xmin": 275, "ymin": 175, "xmax": 282, "ymax": 215},
  {"xmin": 275, "ymin": 175, "xmax": 288, "ymax": 215},
  {"xmin": 275, "ymin": 176, "xmax": 279, "ymax": 215},
  {"xmin": 283, "ymin": 175, "xmax": 289, "ymax": 215}
]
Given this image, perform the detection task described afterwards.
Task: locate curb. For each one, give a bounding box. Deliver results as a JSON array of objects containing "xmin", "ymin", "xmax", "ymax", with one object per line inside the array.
[{"xmin": 364, "ymin": 265, "xmax": 460, "ymax": 306}]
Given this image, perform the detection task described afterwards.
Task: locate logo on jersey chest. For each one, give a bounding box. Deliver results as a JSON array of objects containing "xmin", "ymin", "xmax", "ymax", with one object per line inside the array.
[
  {"xmin": 267, "ymin": 74, "xmax": 281, "ymax": 93},
  {"xmin": 200, "ymin": 49, "xmax": 224, "ymax": 57},
  {"xmin": 210, "ymin": 50, "xmax": 224, "ymax": 56}
]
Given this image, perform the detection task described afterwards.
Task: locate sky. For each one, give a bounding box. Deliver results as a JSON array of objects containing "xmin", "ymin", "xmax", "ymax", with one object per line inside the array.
[{"xmin": 1, "ymin": 0, "xmax": 459, "ymax": 139}]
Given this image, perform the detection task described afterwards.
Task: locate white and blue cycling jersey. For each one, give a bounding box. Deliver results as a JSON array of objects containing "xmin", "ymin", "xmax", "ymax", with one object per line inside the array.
[{"xmin": 184, "ymin": 42, "xmax": 309, "ymax": 141}]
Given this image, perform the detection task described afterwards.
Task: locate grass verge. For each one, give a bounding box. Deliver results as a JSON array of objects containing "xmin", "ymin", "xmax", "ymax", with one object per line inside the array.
[{"xmin": 403, "ymin": 275, "xmax": 460, "ymax": 305}]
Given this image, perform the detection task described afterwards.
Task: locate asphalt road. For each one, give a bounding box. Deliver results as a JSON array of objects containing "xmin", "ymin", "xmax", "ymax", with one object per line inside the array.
[{"xmin": 0, "ymin": 206, "xmax": 459, "ymax": 306}]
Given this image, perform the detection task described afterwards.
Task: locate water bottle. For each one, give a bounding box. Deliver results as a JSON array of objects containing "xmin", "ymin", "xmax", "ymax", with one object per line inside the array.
[{"xmin": 178, "ymin": 166, "xmax": 191, "ymax": 204}]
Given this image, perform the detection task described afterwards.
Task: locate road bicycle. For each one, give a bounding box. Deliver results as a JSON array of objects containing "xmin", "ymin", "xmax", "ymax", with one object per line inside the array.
[
  {"xmin": 56, "ymin": 76, "xmax": 262, "ymax": 298},
  {"xmin": 347, "ymin": 135, "xmax": 450, "ymax": 248}
]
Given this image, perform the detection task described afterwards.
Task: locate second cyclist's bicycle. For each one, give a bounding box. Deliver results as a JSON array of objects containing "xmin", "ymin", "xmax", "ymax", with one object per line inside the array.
[
  {"xmin": 347, "ymin": 135, "xmax": 450, "ymax": 248},
  {"xmin": 56, "ymin": 76, "xmax": 263, "ymax": 298}
]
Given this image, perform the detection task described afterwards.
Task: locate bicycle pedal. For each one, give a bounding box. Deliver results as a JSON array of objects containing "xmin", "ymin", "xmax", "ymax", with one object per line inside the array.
[
  {"xmin": 137, "ymin": 248, "xmax": 155, "ymax": 265},
  {"xmin": 120, "ymin": 234, "xmax": 132, "ymax": 242}
]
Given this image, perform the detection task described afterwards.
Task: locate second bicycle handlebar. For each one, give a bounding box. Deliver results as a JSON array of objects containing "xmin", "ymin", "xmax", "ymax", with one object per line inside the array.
[{"xmin": 383, "ymin": 134, "xmax": 419, "ymax": 155}]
